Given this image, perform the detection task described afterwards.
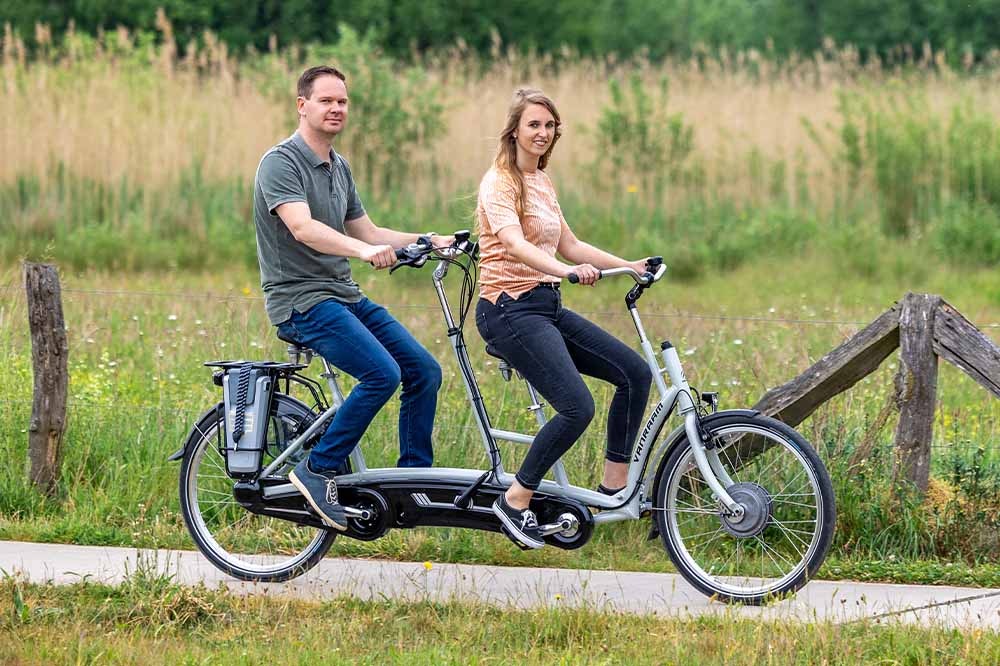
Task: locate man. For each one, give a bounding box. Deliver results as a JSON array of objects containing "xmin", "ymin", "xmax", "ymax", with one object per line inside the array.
[{"xmin": 253, "ymin": 65, "xmax": 450, "ymax": 531}]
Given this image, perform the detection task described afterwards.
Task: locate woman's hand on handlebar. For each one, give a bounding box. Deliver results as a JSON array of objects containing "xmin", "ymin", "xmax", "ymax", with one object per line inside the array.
[
  {"xmin": 628, "ymin": 258, "xmax": 650, "ymax": 275},
  {"xmin": 566, "ymin": 263, "xmax": 600, "ymax": 286},
  {"xmin": 362, "ymin": 244, "xmax": 397, "ymax": 269}
]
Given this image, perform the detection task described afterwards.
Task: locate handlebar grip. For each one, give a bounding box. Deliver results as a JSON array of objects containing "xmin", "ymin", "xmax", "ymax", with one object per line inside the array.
[
  {"xmin": 567, "ymin": 272, "xmax": 602, "ymax": 284},
  {"xmin": 394, "ymin": 247, "xmax": 408, "ymax": 260}
]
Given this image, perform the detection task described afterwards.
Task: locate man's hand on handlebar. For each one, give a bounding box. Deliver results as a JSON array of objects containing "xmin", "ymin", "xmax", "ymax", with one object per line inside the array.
[
  {"xmin": 566, "ymin": 263, "xmax": 600, "ymax": 286},
  {"xmin": 362, "ymin": 244, "xmax": 397, "ymax": 269},
  {"xmin": 430, "ymin": 234, "xmax": 455, "ymax": 250}
]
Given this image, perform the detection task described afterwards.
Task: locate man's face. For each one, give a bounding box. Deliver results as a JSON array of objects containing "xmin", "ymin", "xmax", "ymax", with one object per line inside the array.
[{"xmin": 298, "ymin": 75, "xmax": 349, "ymax": 137}]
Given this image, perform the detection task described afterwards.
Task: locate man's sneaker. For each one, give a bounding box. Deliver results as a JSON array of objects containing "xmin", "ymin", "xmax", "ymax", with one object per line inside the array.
[
  {"xmin": 289, "ymin": 458, "xmax": 348, "ymax": 531},
  {"xmin": 492, "ymin": 495, "xmax": 544, "ymax": 549}
]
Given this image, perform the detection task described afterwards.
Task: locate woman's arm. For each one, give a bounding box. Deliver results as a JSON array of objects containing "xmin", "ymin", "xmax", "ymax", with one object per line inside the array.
[
  {"xmin": 496, "ymin": 226, "xmax": 601, "ymax": 284},
  {"xmin": 556, "ymin": 223, "xmax": 647, "ymax": 274}
]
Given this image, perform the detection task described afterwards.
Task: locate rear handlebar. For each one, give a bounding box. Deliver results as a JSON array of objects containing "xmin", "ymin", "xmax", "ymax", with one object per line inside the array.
[{"xmin": 567, "ymin": 256, "xmax": 665, "ymax": 286}]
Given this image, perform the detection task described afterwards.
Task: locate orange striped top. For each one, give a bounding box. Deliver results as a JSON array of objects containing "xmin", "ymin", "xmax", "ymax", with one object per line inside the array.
[{"xmin": 476, "ymin": 167, "xmax": 570, "ymax": 303}]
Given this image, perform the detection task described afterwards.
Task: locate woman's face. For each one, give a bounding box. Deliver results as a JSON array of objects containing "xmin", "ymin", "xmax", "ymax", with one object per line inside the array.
[{"xmin": 515, "ymin": 103, "xmax": 557, "ymax": 160}]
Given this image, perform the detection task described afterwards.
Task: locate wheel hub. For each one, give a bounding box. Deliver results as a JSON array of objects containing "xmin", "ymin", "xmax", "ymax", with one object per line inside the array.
[{"xmin": 720, "ymin": 482, "xmax": 772, "ymax": 538}]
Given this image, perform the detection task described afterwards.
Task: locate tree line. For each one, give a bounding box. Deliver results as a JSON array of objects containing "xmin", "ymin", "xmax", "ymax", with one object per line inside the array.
[{"xmin": 5, "ymin": 0, "xmax": 1000, "ymax": 61}]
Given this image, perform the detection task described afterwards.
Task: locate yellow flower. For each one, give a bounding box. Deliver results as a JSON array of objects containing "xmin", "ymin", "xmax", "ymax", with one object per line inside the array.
[
  {"xmin": 241, "ymin": 286, "xmax": 252, "ymax": 296},
  {"xmin": 554, "ymin": 593, "xmax": 562, "ymax": 601},
  {"xmin": 423, "ymin": 561, "xmax": 433, "ymax": 571},
  {"xmin": 626, "ymin": 184, "xmax": 638, "ymax": 193}
]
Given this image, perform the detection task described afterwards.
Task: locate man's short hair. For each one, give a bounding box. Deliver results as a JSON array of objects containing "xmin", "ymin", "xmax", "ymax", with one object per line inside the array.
[{"xmin": 297, "ymin": 66, "xmax": 347, "ymax": 100}]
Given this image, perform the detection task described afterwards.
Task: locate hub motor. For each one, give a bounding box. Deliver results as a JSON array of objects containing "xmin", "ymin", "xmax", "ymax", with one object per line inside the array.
[{"xmin": 719, "ymin": 482, "xmax": 772, "ymax": 538}]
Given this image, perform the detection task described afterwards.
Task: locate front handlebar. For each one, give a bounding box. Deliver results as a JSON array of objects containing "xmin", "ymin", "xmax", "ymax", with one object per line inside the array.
[
  {"xmin": 567, "ymin": 256, "xmax": 666, "ymax": 286},
  {"xmin": 391, "ymin": 230, "xmax": 475, "ymax": 272}
]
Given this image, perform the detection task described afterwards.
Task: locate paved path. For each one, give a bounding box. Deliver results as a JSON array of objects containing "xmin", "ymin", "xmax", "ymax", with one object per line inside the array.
[{"xmin": 2, "ymin": 541, "xmax": 998, "ymax": 630}]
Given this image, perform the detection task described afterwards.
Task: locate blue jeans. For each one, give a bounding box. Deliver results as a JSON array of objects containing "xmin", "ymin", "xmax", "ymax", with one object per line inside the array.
[{"xmin": 277, "ymin": 297, "xmax": 441, "ymax": 471}]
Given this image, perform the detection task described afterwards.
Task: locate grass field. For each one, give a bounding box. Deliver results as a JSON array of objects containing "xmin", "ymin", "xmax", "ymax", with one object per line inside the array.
[
  {"xmin": 2, "ymin": 252, "xmax": 998, "ymax": 585},
  {"xmin": 3, "ymin": 571, "xmax": 999, "ymax": 664}
]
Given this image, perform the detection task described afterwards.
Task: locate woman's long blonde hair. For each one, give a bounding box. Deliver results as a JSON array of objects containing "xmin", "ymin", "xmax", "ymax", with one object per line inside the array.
[{"xmin": 493, "ymin": 88, "xmax": 563, "ymax": 218}]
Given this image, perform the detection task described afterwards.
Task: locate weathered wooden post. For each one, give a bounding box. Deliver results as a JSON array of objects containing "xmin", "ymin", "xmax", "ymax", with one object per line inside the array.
[
  {"xmin": 24, "ymin": 262, "xmax": 69, "ymax": 496},
  {"xmin": 892, "ymin": 293, "xmax": 942, "ymax": 492},
  {"xmin": 751, "ymin": 291, "xmax": 997, "ymax": 498}
]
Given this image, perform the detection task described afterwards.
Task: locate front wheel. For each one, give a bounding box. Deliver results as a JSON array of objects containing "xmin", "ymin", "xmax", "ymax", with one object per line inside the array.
[
  {"xmin": 178, "ymin": 395, "xmax": 337, "ymax": 582},
  {"xmin": 655, "ymin": 413, "xmax": 836, "ymax": 604}
]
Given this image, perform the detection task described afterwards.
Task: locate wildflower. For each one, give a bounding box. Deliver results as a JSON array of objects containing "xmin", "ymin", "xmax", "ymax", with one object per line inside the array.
[
  {"xmin": 625, "ymin": 184, "xmax": 638, "ymax": 193},
  {"xmin": 168, "ymin": 314, "xmax": 178, "ymax": 321},
  {"xmin": 733, "ymin": 339, "xmax": 743, "ymax": 345},
  {"xmin": 423, "ymin": 561, "xmax": 433, "ymax": 571},
  {"xmin": 554, "ymin": 593, "xmax": 563, "ymax": 601},
  {"xmin": 242, "ymin": 286, "xmax": 252, "ymax": 296}
]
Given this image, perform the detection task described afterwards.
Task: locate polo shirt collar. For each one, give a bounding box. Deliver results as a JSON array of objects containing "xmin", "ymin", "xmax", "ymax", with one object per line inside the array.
[{"xmin": 291, "ymin": 131, "xmax": 336, "ymax": 168}]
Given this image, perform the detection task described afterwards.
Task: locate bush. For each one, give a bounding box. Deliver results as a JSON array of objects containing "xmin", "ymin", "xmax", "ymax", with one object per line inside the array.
[
  {"xmin": 591, "ymin": 73, "xmax": 695, "ymax": 199},
  {"xmin": 932, "ymin": 199, "xmax": 1000, "ymax": 267}
]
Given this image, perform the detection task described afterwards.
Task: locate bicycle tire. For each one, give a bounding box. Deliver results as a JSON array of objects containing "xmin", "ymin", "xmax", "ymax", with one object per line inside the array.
[
  {"xmin": 178, "ymin": 396, "xmax": 337, "ymax": 582},
  {"xmin": 655, "ymin": 413, "xmax": 836, "ymax": 604}
]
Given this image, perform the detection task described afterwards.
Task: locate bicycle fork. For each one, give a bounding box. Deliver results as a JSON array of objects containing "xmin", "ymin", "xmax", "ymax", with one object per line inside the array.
[{"xmin": 633, "ymin": 310, "xmax": 742, "ymax": 516}]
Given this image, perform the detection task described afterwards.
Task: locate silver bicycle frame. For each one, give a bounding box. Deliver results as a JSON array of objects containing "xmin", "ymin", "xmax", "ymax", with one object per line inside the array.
[{"xmin": 260, "ymin": 257, "xmax": 741, "ymax": 521}]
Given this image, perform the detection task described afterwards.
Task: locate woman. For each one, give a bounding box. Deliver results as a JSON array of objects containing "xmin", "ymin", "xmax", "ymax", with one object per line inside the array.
[{"xmin": 475, "ymin": 88, "xmax": 653, "ymax": 549}]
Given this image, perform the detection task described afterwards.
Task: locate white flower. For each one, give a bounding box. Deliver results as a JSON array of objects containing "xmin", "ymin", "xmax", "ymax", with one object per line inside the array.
[
  {"xmin": 733, "ymin": 339, "xmax": 743, "ymax": 345},
  {"xmin": 168, "ymin": 314, "xmax": 178, "ymax": 321}
]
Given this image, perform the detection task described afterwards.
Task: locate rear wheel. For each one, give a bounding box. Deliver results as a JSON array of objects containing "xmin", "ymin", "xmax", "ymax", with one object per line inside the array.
[
  {"xmin": 655, "ymin": 413, "xmax": 835, "ymax": 604},
  {"xmin": 178, "ymin": 395, "xmax": 337, "ymax": 582}
]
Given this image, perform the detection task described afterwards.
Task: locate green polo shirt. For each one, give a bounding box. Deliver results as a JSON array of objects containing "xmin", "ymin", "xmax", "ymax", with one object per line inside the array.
[{"xmin": 253, "ymin": 132, "xmax": 367, "ymax": 325}]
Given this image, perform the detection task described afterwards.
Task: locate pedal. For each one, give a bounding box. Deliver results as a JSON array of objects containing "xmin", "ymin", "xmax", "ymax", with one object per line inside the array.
[
  {"xmin": 499, "ymin": 525, "xmax": 534, "ymax": 551},
  {"xmin": 537, "ymin": 513, "xmax": 578, "ymax": 537},
  {"xmin": 343, "ymin": 505, "xmax": 373, "ymax": 521}
]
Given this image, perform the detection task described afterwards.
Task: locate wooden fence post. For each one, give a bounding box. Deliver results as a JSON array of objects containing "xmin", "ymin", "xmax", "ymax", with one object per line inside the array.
[
  {"xmin": 892, "ymin": 292, "xmax": 942, "ymax": 493},
  {"xmin": 24, "ymin": 262, "xmax": 69, "ymax": 496}
]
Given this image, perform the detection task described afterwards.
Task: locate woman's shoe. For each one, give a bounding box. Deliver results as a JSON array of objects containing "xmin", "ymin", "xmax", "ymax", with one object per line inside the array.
[{"xmin": 492, "ymin": 495, "xmax": 544, "ymax": 549}]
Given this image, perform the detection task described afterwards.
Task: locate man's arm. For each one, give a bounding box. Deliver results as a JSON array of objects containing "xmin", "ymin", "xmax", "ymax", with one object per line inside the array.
[
  {"xmin": 345, "ymin": 214, "xmax": 454, "ymax": 250},
  {"xmin": 275, "ymin": 202, "xmax": 397, "ymax": 268}
]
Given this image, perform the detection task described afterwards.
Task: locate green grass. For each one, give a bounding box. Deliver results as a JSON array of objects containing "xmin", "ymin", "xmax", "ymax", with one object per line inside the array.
[
  {"xmin": 2, "ymin": 573, "xmax": 999, "ymax": 665},
  {"xmin": 1, "ymin": 249, "xmax": 998, "ymax": 585}
]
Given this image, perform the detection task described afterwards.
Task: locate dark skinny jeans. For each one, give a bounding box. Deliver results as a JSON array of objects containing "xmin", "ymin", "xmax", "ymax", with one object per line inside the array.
[{"xmin": 475, "ymin": 285, "xmax": 652, "ymax": 490}]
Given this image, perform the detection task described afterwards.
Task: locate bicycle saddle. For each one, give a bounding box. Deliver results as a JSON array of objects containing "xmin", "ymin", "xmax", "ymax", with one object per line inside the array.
[
  {"xmin": 484, "ymin": 344, "xmax": 510, "ymax": 364},
  {"xmin": 275, "ymin": 328, "xmax": 309, "ymax": 351}
]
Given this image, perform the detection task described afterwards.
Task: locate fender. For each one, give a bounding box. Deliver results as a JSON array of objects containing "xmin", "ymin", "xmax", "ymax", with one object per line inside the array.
[
  {"xmin": 643, "ymin": 408, "xmax": 760, "ymax": 540},
  {"xmin": 168, "ymin": 402, "xmax": 224, "ymax": 461},
  {"xmin": 168, "ymin": 394, "xmax": 318, "ymax": 462}
]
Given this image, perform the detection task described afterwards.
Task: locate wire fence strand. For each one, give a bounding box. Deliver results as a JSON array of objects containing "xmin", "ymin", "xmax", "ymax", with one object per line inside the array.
[{"xmin": 2, "ymin": 284, "xmax": 997, "ymax": 328}]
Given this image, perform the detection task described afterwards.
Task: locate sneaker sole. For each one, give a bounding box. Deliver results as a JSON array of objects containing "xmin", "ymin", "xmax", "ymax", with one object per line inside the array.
[
  {"xmin": 289, "ymin": 470, "xmax": 348, "ymax": 532},
  {"xmin": 492, "ymin": 502, "xmax": 545, "ymax": 549}
]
